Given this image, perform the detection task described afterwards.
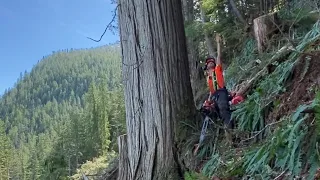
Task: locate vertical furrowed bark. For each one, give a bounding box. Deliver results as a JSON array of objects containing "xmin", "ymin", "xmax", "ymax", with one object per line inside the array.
[
  {"xmin": 118, "ymin": 0, "xmax": 194, "ymax": 179},
  {"xmin": 182, "ymin": 0, "xmax": 204, "ymax": 100},
  {"xmin": 118, "ymin": 135, "xmax": 130, "ymax": 180}
]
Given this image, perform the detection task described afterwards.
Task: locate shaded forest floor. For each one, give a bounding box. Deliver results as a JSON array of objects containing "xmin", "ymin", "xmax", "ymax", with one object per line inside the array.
[{"xmin": 269, "ymin": 52, "xmax": 320, "ymax": 122}]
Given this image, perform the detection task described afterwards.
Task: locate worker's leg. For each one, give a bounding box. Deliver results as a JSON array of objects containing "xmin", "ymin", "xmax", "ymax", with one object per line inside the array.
[
  {"xmin": 212, "ymin": 88, "xmax": 233, "ymax": 129},
  {"xmin": 212, "ymin": 88, "xmax": 233, "ymax": 146}
]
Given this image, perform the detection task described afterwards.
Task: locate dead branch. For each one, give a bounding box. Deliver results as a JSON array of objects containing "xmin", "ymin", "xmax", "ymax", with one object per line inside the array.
[
  {"xmin": 87, "ymin": 4, "xmax": 120, "ymax": 42},
  {"xmin": 240, "ymin": 119, "xmax": 285, "ymax": 143},
  {"xmin": 234, "ymin": 44, "xmax": 294, "ymax": 96},
  {"xmin": 101, "ymin": 157, "xmax": 119, "ymax": 180},
  {"xmin": 274, "ymin": 170, "xmax": 287, "ymax": 180}
]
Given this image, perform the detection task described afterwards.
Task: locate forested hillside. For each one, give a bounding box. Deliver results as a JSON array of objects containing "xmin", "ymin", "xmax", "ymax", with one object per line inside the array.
[
  {"xmin": 2, "ymin": 0, "xmax": 320, "ymax": 179},
  {"xmin": 115, "ymin": 0, "xmax": 320, "ymax": 179},
  {"xmin": 0, "ymin": 44, "xmax": 126, "ymax": 179}
]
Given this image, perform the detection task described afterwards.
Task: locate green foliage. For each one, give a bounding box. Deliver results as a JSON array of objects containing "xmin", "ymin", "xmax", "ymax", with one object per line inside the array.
[
  {"xmin": 185, "ymin": 22, "xmax": 204, "ymax": 41},
  {"xmin": 184, "ymin": 171, "xmax": 210, "ymax": 180},
  {"xmin": 243, "ymin": 97, "xmax": 320, "ymax": 179},
  {"xmin": 232, "ymin": 20, "xmax": 320, "ymax": 133},
  {"xmin": 224, "ymin": 38, "xmax": 258, "ymax": 89},
  {"xmin": 198, "ymin": 98, "xmax": 320, "ymax": 179},
  {"xmin": 196, "ymin": 18, "xmax": 320, "ymax": 179},
  {"xmin": 43, "ymin": 80, "xmax": 125, "ymax": 178},
  {"xmin": 0, "ymin": 120, "xmax": 12, "ymax": 179},
  {"xmin": 201, "ymin": 153, "xmax": 221, "ymax": 178},
  {"xmin": 231, "ymin": 59, "xmax": 293, "ymax": 133},
  {"xmin": 71, "ymin": 152, "xmax": 117, "ymax": 180},
  {"xmin": 0, "ymin": 44, "xmax": 126, "ymax": 179},
  {"xmin": 278, "ymin": 0, "xmax": 318, "ymax": 33}
]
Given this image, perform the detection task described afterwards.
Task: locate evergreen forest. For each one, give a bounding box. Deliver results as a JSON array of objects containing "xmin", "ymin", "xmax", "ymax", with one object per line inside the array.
[{"xmin": 0, "ymin": 45, "xmax": 126, "ymax": 179}]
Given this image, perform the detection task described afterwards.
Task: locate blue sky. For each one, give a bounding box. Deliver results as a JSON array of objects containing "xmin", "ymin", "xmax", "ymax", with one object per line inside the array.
[{"xmin": 0, "ymin": 0, "xmax": 119, "ymax": 95}]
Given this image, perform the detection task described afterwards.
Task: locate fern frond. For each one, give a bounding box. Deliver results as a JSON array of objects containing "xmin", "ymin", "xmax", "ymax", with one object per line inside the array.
[{"xmin": 201, "ymin": 153, "xmax": 221, "ymax": 178}]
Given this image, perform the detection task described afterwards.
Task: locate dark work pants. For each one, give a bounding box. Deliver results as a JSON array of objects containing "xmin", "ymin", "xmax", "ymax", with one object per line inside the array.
[{"xmin": 211, "ymin": 88, "xmax": 233, "ymax": 129}]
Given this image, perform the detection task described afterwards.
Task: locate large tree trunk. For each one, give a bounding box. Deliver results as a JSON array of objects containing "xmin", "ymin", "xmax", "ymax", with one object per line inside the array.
[
  {"xmin": 182, "ymin": 0, "xmax": 203, "ymax": 102},
  {"xmin": 118, "ymin": 0, "xmax": 195, "ymax": 179},
  {"xmin": 253, "ymin": 12, "xmax": 279, "ymax": 53}
]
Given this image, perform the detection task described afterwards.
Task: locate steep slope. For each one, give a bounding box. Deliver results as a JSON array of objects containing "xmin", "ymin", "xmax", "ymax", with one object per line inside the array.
[
  {"xmin": 183, "ymin": 17, "xmax": 320, "ymax": 180},
  {"xmin": 175, "ymin": 0, "xmax": 320, "ymax": 177},
  {"xmin": 0, "ymin": 44, "xmax": 125, "ymax": 179}
]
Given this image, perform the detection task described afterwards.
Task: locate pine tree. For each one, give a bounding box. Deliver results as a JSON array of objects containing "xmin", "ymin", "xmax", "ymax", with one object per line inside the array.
[{"xmin": 0, "ymin": 120, "xmax": 12, "ymax": 180}]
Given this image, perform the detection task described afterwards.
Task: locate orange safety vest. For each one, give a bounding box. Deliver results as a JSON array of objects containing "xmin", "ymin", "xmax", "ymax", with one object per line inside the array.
[{"xmin": 207, "ymin": 64, "xmax": 225, "ymax": 94}]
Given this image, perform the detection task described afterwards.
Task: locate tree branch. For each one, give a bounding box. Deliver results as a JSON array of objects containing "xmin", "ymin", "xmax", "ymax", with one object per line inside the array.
[
  {"xmin": 240, "ymin": 119, "xmax": 285, "ymax": 143},
  {"xmin": 87, "ymin": 4, "xmax": 120, "ymax": 42},
  {"xmin": 274, "ymin": 170, "xmax": 287, "ymax": 180}
]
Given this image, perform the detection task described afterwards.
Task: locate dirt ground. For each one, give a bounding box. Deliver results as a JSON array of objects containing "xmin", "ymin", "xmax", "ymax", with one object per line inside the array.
[{"xmin": 268, "ymin": 52, "xmax": 320, "ymax": 122}]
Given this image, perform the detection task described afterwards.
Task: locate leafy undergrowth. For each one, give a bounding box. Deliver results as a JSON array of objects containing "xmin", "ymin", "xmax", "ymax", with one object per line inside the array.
[
  {"xmin": 71, "ymin": 151, "xmax": 117, "ymax": 180},
  {"xmin": 269, "ymin": 52, "xmax": 320, "ymax": 122},
  {"xmin": 183, "ymin": 20, "xmax": 320, "ymax": 180}
]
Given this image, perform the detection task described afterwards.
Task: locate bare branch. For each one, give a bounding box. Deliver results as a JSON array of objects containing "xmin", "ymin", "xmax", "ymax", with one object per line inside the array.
[
  {"xmin": 240, "ymin": 119, "xmax": 285, "ymax": 143},
  {"xmin": 274, "ymin": 170, "xmax": 287, "ymax": 180},
  {"xmin": 87, "ymin": 4, "xmax": 120, "ymax": 42}
]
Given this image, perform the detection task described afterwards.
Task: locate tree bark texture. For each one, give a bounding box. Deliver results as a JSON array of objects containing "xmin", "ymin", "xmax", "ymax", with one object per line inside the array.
[
  {"xmin": 117, "ymin": 134, "xmax": 129, "ymax": 180},
  {"xmin": 118, "ymin": 0, "xmax": 195, "ymax": 179},
  {"xmin": 253, "ymin": 12, "xmax": 279, "ymax": 53},
  {"xmin": 182, "ymin": 0, "xmax": 203, "ymax": 102}
]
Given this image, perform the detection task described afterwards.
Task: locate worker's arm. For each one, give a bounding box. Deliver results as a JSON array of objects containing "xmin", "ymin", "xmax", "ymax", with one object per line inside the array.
[
  {"xmin": 216, "ymin": 34, "xmax": 222, "ymax": 66},
  {"xmin": 215, "ymin": 34, "xmax": 225, "ymax": 88}
]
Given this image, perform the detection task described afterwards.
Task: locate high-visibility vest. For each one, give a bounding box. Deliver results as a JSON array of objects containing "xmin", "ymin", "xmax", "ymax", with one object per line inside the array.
[
  {"xmin": 207, "ymin": 69, "xmax": 218, "ymax": 94},
  {"xmin": 207, "ymin": 65, "xmax": 225, "ymax": 94}
]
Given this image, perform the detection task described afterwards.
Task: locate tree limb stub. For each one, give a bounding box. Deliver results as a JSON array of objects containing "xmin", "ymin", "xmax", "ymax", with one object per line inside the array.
[{"xmin": 253, "ymin": 12, "xmax": 280, "ymax": 53}]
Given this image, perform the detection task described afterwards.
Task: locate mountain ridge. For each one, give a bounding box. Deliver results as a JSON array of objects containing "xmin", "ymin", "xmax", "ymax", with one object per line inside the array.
[{"xmin": 0, "ymin": 43, "xmax": 125, "ymax": 179}]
